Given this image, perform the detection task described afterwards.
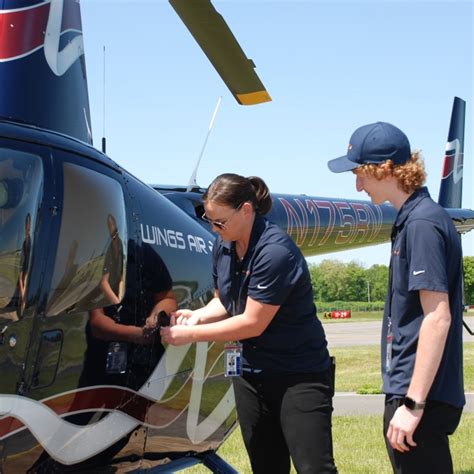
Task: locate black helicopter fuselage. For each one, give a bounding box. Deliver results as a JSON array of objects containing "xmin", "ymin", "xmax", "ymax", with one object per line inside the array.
[{"xmin": 0, "ymin": 120, "xmax": 235, "ymax": 472}]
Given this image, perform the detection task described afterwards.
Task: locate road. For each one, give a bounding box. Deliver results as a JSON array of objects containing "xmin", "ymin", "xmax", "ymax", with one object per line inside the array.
[
  {"xmin": 324, "ymin": 320, "xmax": 382, "ymax": 348},
  {"xmin": 324, "ymin": 316, "xmax": 474, "ymax": 348},
  {"xmin": 324, "ymin": 316, "xmax": 474, "ymax": 415}
]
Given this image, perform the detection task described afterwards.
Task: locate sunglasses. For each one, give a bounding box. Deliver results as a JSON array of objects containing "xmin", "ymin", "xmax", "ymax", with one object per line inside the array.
[{"xmin": 202, "ymin": 204, "xmax": 243, "ymax": 230}]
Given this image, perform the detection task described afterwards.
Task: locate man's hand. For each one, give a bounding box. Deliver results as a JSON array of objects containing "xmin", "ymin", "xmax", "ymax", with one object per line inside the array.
[{"xmin": 387, "ymin": 404, "xmax": 423, "ymax": 452}]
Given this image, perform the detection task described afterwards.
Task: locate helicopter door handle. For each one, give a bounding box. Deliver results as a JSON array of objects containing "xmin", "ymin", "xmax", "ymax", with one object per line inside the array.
[
  {"xmin": 0, "ymin": 325, "xmax": 7, "ymax": 345},
  {"xmin": 31, "ymin": 330, "xmax": 63, "ymax": 389}
]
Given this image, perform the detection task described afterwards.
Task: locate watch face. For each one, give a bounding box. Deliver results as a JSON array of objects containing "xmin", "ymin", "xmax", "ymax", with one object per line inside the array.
[
  {"xmin": 404, "ymin": 397, "xmax": 416, "ymax": 410},
  {"xmin": 404, "ymin": 397, "xmax": 425, "ymax": 410}
]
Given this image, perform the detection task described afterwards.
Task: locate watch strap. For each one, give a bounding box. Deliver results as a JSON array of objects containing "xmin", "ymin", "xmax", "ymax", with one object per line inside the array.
[{"xmin": 403, "ymin": 396, "xmax": 426, "ymax": 410}]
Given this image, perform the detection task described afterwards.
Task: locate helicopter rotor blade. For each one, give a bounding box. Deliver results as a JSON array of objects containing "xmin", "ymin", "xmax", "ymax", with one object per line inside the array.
[{"xmin": 170, "ymin": 0, "xmax": 272, "ymax": 106}]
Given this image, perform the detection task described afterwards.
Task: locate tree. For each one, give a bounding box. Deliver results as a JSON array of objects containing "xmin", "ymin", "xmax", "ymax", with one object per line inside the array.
[
  {"xmin": 366, "ymin": 264, "xmax": 389, "ymax": 301},
  {"xmin": 343, "ymin": 261, "xmax": 367, "ymax": 301},
  {"xmin": 315, "ymin": 259, "xmax": 346, "ymax": 301},
  {"xmin": 309, "ymin": 255, "xmax": 474, "ymax": 305},
  {"xmin": 310, "ymin": 259, "xmax": 391, "ymax": 302},
  {"xmin": 308, "ymin": 263, "xmax": 323, "ymax": 301},
  {"xmin": 464, "ymin": 256, "xmax": 474, "ymax": 304}
]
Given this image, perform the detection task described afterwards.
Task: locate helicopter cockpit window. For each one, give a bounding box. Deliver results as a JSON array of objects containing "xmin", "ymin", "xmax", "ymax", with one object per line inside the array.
[
  {"xmin": 46, "ymin": 162, "xmax": 127, "ymax": 316},
  {"xmin": 0, "ymin": 151, "xmax": 43, "ymax": 321}
]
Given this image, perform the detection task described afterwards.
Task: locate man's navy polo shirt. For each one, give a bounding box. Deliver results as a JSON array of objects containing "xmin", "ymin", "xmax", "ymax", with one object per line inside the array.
[
  {"xmin": 212, "ymin": 215, "xmax": 330, "ymax": 375},
  {"xmin": 382, "ymin": 187, "xmax": 465, "ymax": 407}
]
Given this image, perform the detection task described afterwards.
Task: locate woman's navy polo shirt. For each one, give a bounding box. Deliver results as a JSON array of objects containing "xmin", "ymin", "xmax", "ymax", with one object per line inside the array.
[
  {"xmin": 382, "ymin": 187, "xmax": 465, "ymax": 407},
  {"xmin": 212, "ymin": 215, "xmax": 330, "ymax": 375}
]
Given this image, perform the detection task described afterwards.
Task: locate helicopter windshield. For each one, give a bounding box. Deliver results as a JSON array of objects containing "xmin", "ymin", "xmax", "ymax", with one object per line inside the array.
[{"xmin": 0, "ymin": 151, "xmax": 43, "ymax": 320}]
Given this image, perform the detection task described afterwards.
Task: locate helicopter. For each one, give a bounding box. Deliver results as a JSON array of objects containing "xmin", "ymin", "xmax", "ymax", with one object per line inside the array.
[{"xmin": 0, "ymin": 0, "xmax": 473, "ymax": 473}]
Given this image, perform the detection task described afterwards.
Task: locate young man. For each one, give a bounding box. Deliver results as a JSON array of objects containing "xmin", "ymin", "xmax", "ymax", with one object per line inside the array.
[{"xmin": 327, "ymin": 122, "xmax": 465, "ymax": 473}]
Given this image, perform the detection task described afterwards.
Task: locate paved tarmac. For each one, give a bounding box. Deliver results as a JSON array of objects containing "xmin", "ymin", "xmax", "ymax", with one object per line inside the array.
[
  {"xmin": 324, "ymin": 320, "xmax": 382, "ymax": 348},
  {"xmin": 324, "ymin": 316, "xmax": 474, "ymax": 348},
  {"xmin": 324, "ymin": 316, "xmax": 474, "ymax": 415}
]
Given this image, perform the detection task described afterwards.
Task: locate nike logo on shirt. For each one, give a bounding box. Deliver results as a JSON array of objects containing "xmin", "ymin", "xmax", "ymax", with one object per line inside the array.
[
  {"xmin": 257, "ymin": 284, "xmax": 268, "ymax": 290},
  {"xmin": 413, "ymin": 270, "xmax": 425, "ymax": 276}
]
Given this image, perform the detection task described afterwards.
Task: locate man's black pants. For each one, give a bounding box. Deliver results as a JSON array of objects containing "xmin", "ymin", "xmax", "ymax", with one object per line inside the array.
[
  {"xmin": 384, "ymin": 398, "xmax": 463, "ymax": 474},
  {"xmin": 232, "ymin": 369, "xmax": 337, "ymax": 474}
]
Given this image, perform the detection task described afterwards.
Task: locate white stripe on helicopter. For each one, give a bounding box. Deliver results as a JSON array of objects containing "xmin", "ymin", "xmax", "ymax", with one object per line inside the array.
[
  {"xmin": 44, "ymin": 0, "xmax": 84, "ymax": 76},
  {"xmin": 0, "ymin": 342, "xmax": 234, "ymax": 464}
]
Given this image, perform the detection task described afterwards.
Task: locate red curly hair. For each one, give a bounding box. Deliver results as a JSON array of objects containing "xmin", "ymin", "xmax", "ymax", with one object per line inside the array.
[{"xmin": 353, "ymin": 151, "xmax": 426, "ymax": 194}]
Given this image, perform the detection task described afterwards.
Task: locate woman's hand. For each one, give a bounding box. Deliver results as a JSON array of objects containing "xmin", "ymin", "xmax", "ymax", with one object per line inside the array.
[
  {"xmin": 145, "ymin": 313, "xmax": 158, "ymax": 329},
  {"xmin": 137, "ymin": 326, "xmax": 157, "ymax": 345},
  {"xmin": 160, "ymin": 325, "xmax": 194, "ymax": 346},
  {"xmin": 171, "ymin": 309, "xmax": 200, "ymax": 326}
]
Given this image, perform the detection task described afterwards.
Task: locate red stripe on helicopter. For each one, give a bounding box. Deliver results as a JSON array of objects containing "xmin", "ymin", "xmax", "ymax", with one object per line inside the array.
[
  {"xmin": 441, "ymin": 154, "xmax": 455, "ymax": 178},
  {"xmin": 0, "ymin": 4, "xmax": 49, "ymax": 60},
  {"xmin": 0, "ymin": 1, "xmax": 82, "ymax": 61}
]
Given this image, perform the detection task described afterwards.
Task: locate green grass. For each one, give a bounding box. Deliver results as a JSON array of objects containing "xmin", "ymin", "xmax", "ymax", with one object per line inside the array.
[
  {"xmin": 333, "ymin": 414, "xmax": 474, "ymax": 474},
  {"xmin": 184, "ymin": 414, "xmax": 474, "ymax": 473},
  {"xmin": 465, "ymin": 341, "xmax": 474, "ymax": 392},
  {"xmin": 183, "ymin": 341, "xmax": 474, "ymax": 473},
  {"xmin": 331, "ymin": 345, "xmax": 382, "ymax": 393},
  {"xmin": 331, "ymin": 343, "xmax": 474, "ymax": 392}
]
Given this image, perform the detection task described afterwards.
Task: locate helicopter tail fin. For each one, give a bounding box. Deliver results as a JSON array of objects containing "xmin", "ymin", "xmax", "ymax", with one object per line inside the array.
[
  {"xmin": 438, "ymin": 97, "xmax": 465, "ymax": 208},
  {"xmin": 0, "ymin": 0, "xmax": 92, "ymax": 144}
]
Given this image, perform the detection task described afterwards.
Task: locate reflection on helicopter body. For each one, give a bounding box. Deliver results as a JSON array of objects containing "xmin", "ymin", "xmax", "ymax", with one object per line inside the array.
[
  {"xmin": 99, "ymin": 214, "xmax": 124, "ymax": 306},
  {"xmin": 82, "ymin": 225, "xmax": 177, "ymax": 390},
  {"xmin": 29, "ymin": 215, "xmax": 177, "ymax": 473},
  {"xmin": 18, "ymin": 213, "xmax": 32, "ymax": 313},
  {"xmin": 1, "ymin": 153, "xmax": 224, "ymax": 472},
  {"xmin": 0, "ymin": 155, "xmax": 42, "ymax": 323}
]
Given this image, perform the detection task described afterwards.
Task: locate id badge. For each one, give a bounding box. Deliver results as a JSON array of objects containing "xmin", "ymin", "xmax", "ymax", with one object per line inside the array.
[
  {"xmin": 385, "ymin": 320, "xmax": 392, "ymax": 373},
  {"xmin": 106, "ymin": 341, "xmax": 128, "ymax": 374},
  {"xmin": 224, "ymin": 342, "xmax": 242, "ymax": 377}
]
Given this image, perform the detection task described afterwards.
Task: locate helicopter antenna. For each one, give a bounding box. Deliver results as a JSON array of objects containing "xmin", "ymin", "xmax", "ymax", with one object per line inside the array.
[
  {"xmin": 186, "ymin": 96, "xmax": 222, "ymax": 192},
  {"xmin": 101, "ymin": 45, "xmax": 107, "ymax": 154}
]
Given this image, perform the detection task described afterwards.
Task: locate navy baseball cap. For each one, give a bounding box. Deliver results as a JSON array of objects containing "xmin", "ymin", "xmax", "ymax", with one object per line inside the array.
[{"xmin": 327, "ymin": 122, "xmax": 411, "ymax": 173}]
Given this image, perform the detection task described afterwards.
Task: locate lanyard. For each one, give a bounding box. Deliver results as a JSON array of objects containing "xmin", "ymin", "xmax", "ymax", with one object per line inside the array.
[
  {"xmin": 386, "ymin": 225, "xmax": 400, "ymax": 373},
  {"xmin": 230, "ymin": 242, "xmax": 242, "ymax": 316},
  {"xmin": 226, "ymin": 243, "xmax": 244, "ymax": 377},
  {"xmin": 387, "ymin": 223, "xmax": 402, "ymax": 319}
]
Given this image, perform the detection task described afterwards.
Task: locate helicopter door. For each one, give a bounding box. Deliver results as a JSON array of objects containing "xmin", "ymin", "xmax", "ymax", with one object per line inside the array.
[
  {"xmin": 0, "ymin": 147, "xmax": 45, "ymax": 411},
  {"xmin": 36, "ymin": 155, "xmax": 129, "ymax": 402}
]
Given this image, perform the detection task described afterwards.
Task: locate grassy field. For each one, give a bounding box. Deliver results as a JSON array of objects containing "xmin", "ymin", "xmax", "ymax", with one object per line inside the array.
[
  {"xmin": 184, "ymin": 341, "xmax": 474, "ymax": 473},
  {"xmin": 332, "ymin": 342, "xmax": 474, "ymax": 392},
  {"xmin": 185, "ymin": 414, "xmax": 474, "ymax": 473}
]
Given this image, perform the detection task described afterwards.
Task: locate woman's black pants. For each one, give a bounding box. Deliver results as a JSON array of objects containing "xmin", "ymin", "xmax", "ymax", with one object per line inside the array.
[{"xmin": 232, "ymin": 369, "xmax": 337, "ymax": 474}]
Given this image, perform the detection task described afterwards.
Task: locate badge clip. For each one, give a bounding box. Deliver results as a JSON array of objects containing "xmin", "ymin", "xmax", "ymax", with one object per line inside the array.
[{"xmin": 224, "ymin": 341, "xmax": 242, "ymax": 377}]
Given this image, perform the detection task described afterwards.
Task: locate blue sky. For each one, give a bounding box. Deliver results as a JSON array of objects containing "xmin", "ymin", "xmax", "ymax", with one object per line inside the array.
[{"xmin": 81, "ymin": 0, "xmax": 473, "ymax": 267}]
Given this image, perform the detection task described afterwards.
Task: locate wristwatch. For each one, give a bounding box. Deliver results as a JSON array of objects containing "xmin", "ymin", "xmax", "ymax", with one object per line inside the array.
[{"xmin": 403, "ymin": 396, "xmax": 426, "ymax": 410}]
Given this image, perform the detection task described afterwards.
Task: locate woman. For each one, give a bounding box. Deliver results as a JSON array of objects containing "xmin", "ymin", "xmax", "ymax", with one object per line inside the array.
[{"xmin": 160, "ymin": 173, "xmax": 337, "ymax": 474}]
